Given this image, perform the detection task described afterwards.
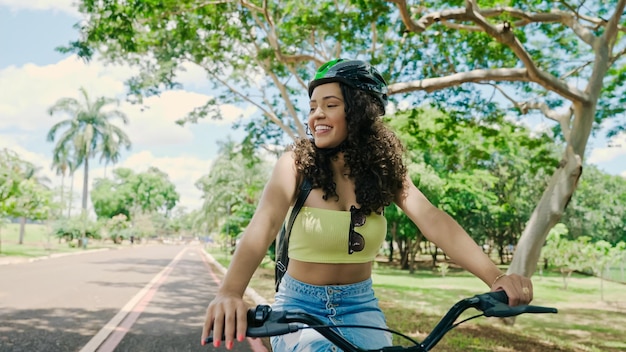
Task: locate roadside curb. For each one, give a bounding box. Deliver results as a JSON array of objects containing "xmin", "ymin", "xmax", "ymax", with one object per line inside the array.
[
  {"xmin": 0, "ymin": 248, "xmax": 111, "ymax": 266},
  {"xmin": 201, "ymin": 250, "xmax": 269, "ymax": 306}
]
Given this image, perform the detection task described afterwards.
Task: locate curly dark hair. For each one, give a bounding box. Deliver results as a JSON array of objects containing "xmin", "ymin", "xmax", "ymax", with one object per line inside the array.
[{"xmin": 291, "ymin": 83, "xmax": 407, "ymax": 215}]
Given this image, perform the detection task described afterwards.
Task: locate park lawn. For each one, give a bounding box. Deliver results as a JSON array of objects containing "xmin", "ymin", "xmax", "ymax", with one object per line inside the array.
[
  {"xmin": 0, "ymin": 223, "xmax": 116, "ymax": 258},
  {"xmin": 206, "ymin": 246, "xmax": 626, "ymax": 352}
]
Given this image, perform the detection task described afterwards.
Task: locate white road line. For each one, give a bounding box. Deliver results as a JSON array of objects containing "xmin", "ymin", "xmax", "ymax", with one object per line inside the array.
[{"xmin": 79, "ymin": 247, "xmax": 187, "ymax": 352}]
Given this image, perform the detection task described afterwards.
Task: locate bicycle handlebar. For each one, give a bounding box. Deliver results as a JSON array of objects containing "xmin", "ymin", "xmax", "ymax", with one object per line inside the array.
[{"xmin": 206, "ymin": 291, "xmax": 558, "ymax": 351}]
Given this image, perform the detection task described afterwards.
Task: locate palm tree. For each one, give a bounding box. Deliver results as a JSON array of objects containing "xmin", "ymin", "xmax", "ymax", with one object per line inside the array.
[
  {"xmin": 50, "ymin": 144, "xmax": 78, "ymax": 217},
  {"xmin": 47, "ymin": 87, "xmax": 131, "ymax": 213},
  {"xmin": 51, "ymin": 145, "xmax": 70, "ymax": 216},
  {"xmin": 98, "ymin": 127, "xmax": 130, "ymax": 178}
]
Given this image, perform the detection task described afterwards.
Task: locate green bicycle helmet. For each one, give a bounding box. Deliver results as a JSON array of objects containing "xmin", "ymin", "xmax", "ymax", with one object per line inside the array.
[{"xmin": 308, "ymin": 59, "xmax": 388, "ymax": 112}]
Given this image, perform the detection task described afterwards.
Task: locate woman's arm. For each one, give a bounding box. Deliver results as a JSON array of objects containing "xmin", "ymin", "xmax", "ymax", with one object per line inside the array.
[
  {"xmin": 395, "ymin": 174, "xmax": 533, "ymax": 304},
  {"xmin": 202, "ymin": 151, "xmax": 298, "ymax": 348}
]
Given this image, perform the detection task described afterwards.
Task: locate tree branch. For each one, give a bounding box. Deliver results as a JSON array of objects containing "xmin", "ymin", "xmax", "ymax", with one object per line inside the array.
[
  {"xmin": 388, "ymin": 68, "xmax": 530, "ymax": 94},
  {"xmin": 603, "ymin": 0, "xmax": 626, "ymax": 49},
  {"xmin": 388, "ymin": 0, "xmax": 591, "ymax": 103},
  {"xmin": 193, "ymin": 61, "xmax": 299, "ymax": 142},
  {"xmin": 519, "ymin": 102, "xmax": 574, "ymax": 143},
  {"xmin": 466, "ymin": 1, "xmax": 589, "ymax": 103}
]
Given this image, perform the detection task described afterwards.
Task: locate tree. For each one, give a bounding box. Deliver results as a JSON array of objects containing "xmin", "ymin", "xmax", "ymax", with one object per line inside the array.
[
  {"xmin": 65, "ymin": 1, "xmax": 626, "ymax": 279},
  {"xmin": 47, "ymin": 87, "xmax": 132, "ymax": 212},
  {"xmin": 98, "ymin": 126, "xmax": 130, "ymax": 178},
  {"xmin": 562, "ymin": 165, "xmax": 626, "ymax": 244},
  {"xmin": 91, "ymin": 167, "xmax": 180, "ymax": 221},
  {"xmin": 0, "ymin": 149, "xmax": 52, "ymax": 244},
  {"xmin": 193, "ymin": 139, "xmax": 271, "ymax": 248},
  {"xmin": 388, "ymin": 108, "xmax": 558, "ymax": 265},
  {"xmin": 0, "ymin": 149, "xmax": 27, "ymax": 205},
  {"xmin": 541, "ymin": 223, "xmax": 585, "ymax": 290},
  {"xmin": 15, "ymin": 165, "xmax": 50, "ymax": 244}
]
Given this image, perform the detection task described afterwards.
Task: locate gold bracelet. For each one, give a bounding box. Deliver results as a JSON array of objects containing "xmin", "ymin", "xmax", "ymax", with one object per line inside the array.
[{"xmin": 491, "ymin": 273, "xmax": 507, "ymax": 287}]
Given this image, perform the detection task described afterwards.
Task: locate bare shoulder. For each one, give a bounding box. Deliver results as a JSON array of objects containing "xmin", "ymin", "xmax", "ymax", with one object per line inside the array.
[
  {"xmin": 266, "ymin": 150, "xmax": 298, "ymax": 201},
  {"xmin": 272, "ymin": 151, "xmax": 297, "ymax": 181}
]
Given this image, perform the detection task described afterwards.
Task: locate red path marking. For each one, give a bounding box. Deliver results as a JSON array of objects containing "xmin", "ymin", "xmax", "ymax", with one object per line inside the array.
[{"xmin": 81, "ymin": 247, "xmax": 267, "ymax": 352}]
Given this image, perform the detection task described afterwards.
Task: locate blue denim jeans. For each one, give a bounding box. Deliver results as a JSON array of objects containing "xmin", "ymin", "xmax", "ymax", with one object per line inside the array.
[{"xmin": 270, "ymin": 273, "xmax": 392, "ymax": 352}]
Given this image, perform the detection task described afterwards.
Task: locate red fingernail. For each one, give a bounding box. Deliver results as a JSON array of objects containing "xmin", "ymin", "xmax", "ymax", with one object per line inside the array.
[
  {"xmin": 237, "ymin": 334, "xmax": 245, "ymax": 342},
  {"xmin": 214, "ymin": 340, "xmax": 220, "ymax": 348},
  {"xmin": 227, "ymin": 340, "xmax": 234, "ymax": 349}
]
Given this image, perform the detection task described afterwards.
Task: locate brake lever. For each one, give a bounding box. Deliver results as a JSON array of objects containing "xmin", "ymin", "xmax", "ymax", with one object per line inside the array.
[
  {"xmin": 205, "ymin": 305, "xmax": 304, "ymax": 343},
  {"xmin": 474, "ymin": 291, "xmax": 558, "ymax": 318}
]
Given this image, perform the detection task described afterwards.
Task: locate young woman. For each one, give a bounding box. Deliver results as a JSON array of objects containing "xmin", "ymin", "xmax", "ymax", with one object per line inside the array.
[{"xmin": 202, "ymin": 59, "xmax": 533, "ymax": 351}]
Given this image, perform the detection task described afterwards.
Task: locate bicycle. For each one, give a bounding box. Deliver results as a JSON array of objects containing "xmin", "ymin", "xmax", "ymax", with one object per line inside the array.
[{"xmin": 206, "ymin": 290, "xmax": 558, "ymax": 351}]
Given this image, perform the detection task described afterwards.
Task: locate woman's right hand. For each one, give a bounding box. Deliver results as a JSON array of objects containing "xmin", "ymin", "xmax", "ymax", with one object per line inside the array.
[{"xmin": 201, "ymin": 294, "xmax": 249, "ymax": 349}]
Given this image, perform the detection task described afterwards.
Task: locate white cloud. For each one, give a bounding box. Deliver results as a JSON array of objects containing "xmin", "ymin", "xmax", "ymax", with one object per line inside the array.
[
  {"xmin": 0, "ymin": 56, "xmax": 129, "ymax": 131},
  {"xmin": 119, "ymin": 90, "xmax": 256, "ymax": 147},
  {"xmin": 115, "ymin": 150, "xmax": 213, "ymax": 210},
  {"xmin": 0, "ymin": 55, "xmax": 261, "ymax": 212},
  {"xmin": 0, "ymin": 55, "xmax": 257, "ymax": 146},
  {"xmin": 0, "ymin": 0, "xmax": 80, "ymax": 16},
  {"xmin": 0, "ymin": 140, "xmax": 214, "ymax": 211},
  {"xmin": 588, "ymin": 132, "xmax": 626, "ymax": 164}
]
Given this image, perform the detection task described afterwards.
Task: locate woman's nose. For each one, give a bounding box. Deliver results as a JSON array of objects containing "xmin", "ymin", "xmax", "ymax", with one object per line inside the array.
[{"xmin": 311, "ymin": 106, "xmax": 325, "ymax": 118}]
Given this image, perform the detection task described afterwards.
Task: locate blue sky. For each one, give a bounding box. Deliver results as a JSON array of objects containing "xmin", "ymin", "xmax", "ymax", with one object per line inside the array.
[
  {"xmin": 0, "ymin": 2, "xmax": 252, "ymax": 211},
  {"xmin": 0, "ymin": 1, "xmax": 624, "ymax": 212}
]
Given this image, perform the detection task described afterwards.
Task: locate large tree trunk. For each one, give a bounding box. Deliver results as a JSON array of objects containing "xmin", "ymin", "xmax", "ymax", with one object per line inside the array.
[
  {"xmin": 508, "ymin": 0, "xmax": 619, "ymax": 277},
  {"xmin": 509, "ymin": 103, "xmax": 592, "ymax": 277}
]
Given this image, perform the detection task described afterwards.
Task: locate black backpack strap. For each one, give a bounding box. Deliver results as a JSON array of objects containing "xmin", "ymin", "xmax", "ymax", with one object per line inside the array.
[{"xmin": 275, "ymin": 178, "xmax": 312, "ymax": 291}]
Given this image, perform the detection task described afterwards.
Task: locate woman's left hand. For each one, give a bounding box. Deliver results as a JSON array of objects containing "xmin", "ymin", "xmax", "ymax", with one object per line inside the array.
[{"xmin": 491, "ymin": 273, "xmax": 533, "ymax": 306}]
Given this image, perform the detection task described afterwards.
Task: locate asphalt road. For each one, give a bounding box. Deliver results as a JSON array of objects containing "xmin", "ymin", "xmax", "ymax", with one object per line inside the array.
[{"xmin": 0, "ymin": 244, "xmax": 267, "ymax": 352}]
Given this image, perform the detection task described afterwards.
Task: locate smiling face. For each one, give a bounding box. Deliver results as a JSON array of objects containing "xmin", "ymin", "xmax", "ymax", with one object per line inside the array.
[{"xmin": 308, "ymin": 82, "xmax": 348, "ymax": 149}]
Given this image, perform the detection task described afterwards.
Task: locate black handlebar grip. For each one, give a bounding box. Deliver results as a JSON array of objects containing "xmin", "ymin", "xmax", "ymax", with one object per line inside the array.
[
  {"xmin": 487, "ymin": 290, "xmax": 509, "ymax": 304},
  {"xmin": 205, "ymin": 306, "xmax": 271, "ymax": 344}
]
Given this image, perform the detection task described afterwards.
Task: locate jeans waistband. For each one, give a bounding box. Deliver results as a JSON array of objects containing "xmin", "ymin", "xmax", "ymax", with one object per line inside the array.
[{"xmin": 280, "ymin": 273, "xmax": 373, "ymax": 300}]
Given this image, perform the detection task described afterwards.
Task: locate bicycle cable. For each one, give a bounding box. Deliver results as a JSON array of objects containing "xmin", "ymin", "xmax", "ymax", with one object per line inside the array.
[
  {"xmin": 443, "ymin": 313, "xmax": 485, "ymax": 335},
  {"xmin": 299, "ymin": 324, "xmax": 421, "ymax": 346}
]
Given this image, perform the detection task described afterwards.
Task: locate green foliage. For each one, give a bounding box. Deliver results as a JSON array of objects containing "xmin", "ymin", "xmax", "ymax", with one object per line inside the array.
[
  {"xmin": 542, "ymin": 224, "xmax": 586, "ymax": 278},
  {"xmin": 193, "ymin": 139, "xmax": 271, "ymax": 241},
  {"xmin": 90, "ymin": 167, "xmax": 180, "ymax": 220},
  {"xmin": 0, "ymin": 149, "xmax": 27, "ymax": 206},
  {"xmin": 388, "ymin": 107, "xmax": 559, "ymax": 262},
  {"xmin": 66, "ymin": 0, "xmax": 626, "ymax": 274},
  {"xmin": 0, "ymin": 149, "xmax": 53, "ymax": 221},
  {"xmin": 51, "ymin": 214, "xmax": 102, "ymax": 243},
  {"xmin": 103, "ymin": 213, "xmax": 130, "ymax": 242},
  {"xmin": 562, "ymin": 165, "xmax": 626, "ymax": 245},
  {"xmin": 47, "ymin": 87, "xmax": 131, "ymax": 211},
  {"xmin": 63, "ymin": 1, "xmax": 626, "ymax": 146},
  {"xmin": 542, "ymin": 224, "xmax": 626, "ymax": 291}
]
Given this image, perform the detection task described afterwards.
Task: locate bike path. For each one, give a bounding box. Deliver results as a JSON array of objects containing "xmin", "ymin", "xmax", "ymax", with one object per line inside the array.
[
  {"xmin": 0, "ymin": 244, "xmax": 268, "ymax": 352},
  {"xmin": 91, "ymin": 246, "xmax": 268, "ymax": 352}
]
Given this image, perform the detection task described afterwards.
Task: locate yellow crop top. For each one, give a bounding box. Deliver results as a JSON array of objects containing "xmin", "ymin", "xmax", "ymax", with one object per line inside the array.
[{"xmin": 287, "ymin": 206, "xmax": 387, "ymax": 264}]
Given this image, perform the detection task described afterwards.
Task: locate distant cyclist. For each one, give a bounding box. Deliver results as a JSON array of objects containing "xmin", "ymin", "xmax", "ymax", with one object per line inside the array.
[{"xmin": 202, "ymin": 59, "xmax": 533, "ymax": 351}]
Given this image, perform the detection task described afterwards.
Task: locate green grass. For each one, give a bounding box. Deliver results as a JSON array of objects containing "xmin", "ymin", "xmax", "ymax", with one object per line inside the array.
[
  {"xmin": 5, "ymin": 239, "xmax": 623, "ymax": 351},
  {"xmin": 205, "ymin": 246, "xmax": 626, "ymax": 352},
  {"xmin": 0, "ymin": 223, "xmax": 119, "ymax": 258}
]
